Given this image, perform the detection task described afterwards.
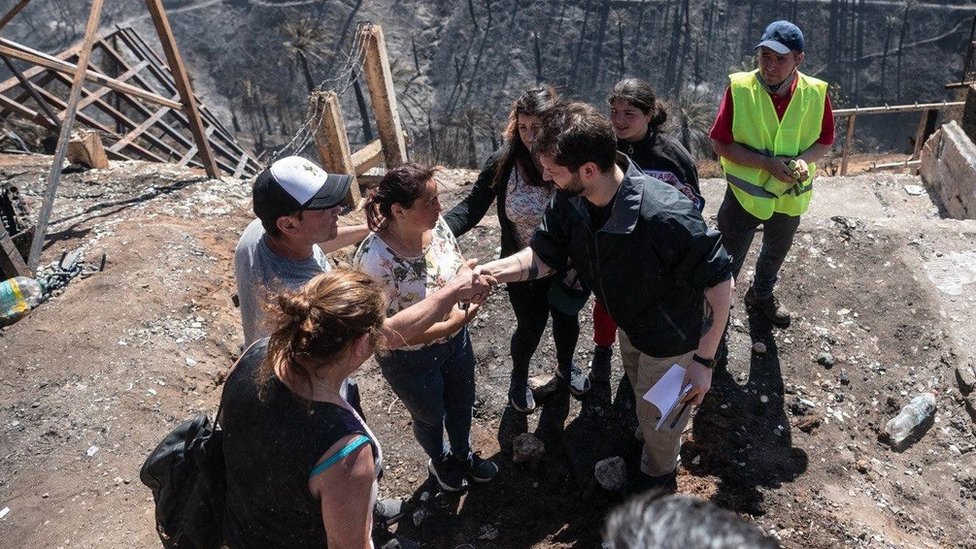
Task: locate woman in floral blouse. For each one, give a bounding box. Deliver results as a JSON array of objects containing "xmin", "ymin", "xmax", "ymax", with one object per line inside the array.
[{"xmin": 355, "ymin": 163, "xmax": 497, "ymax": 493}]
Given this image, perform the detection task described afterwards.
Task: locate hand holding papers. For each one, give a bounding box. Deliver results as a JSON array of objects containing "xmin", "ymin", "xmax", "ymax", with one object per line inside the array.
[{"xmin": 642, "ymin": 364, "xmax": 694, "ymax": 431}]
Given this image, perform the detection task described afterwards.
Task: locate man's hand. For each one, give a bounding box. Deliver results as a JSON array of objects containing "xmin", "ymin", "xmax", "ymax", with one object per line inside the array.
[
  {"xmin": 766, "ymin": 156, "xmax": 801, "ymax": 185},
  {"xmin": 681, "ymin": 361, "xmax": 713, "ymax": 406},
  {"xmin": 462, "ymin": 301, "xmax": 481, "ymax": 321},
  {"xmin": 790, "ymin": 158, "xmax": 809, "ymax": 181},
  {"xmin": 453, "ymin": 259, "xmax": 494, "ymax": 302}
]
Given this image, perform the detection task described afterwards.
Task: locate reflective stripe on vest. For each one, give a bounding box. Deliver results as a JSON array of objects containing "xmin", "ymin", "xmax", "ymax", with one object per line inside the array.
[{"xmin": 720, "ymin": 69, "xmax": 827, "ymax": 220}]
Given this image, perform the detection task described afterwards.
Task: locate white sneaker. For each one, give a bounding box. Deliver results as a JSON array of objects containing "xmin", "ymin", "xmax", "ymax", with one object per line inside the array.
[{"xmin": 556, "ymin": 361, "xmax": 592, "ymax": 397}]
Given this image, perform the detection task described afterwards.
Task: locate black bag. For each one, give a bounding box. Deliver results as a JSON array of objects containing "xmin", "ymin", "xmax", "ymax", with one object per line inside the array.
[{"xmin": 140, "ymin": 413, "xmax": 226, "ymax": 549}]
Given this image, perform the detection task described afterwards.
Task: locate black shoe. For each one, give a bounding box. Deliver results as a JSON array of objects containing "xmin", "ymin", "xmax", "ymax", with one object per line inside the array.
[
  {"xmin": 631, "ymin": 469, "xmax": 678, "ymax": 495},
  {"xmin": 508, "ymin": 380, "xmax": 537, "ymax": 413},
  {"xmin": 455, "ymin": 451, "xmax": 498, "ymax": 483},
  {"xmin": 373, "ymin": 498, "xmax": 408, "ymax": 528},
  {"xmin": 587, "ymin": 345, "xmax": 612, "ymax": 383},
  {"xmin": 744, "ymin": 286, "xmax": 791, "ymax": 327},
  {"xmin": 427, "ymin": 454, "xmax": 467, "ymax": 492}
]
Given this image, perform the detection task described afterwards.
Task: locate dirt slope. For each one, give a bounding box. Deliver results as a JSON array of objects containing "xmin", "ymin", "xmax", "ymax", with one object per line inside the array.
[{"xmin": 0, "ymin": 154, "xmax": 974, "ymax": 548}]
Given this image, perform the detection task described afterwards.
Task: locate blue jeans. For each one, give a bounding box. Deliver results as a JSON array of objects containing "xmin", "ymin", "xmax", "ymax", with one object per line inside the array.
[
  {"xmin": 716, "ymin": 187, "xmax": 801, "ymax": 298},
  {"xmin": 378, "ymin": 329, "xmax": 475, "ymax": 460}
]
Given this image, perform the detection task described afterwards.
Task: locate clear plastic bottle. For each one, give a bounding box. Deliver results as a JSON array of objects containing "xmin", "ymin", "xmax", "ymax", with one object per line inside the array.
[
  {"xmin": 0, "ymin": 276, "xmax": 46, "ymax": 324},
  {"xmin": 885, "ymin": 392, "xmax": 936, "ymax": 444}
]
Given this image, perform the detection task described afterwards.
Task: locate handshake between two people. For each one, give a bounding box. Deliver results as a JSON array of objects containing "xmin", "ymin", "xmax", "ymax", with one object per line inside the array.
[{"xmin": 451, "ymin": 258, "xmax": 500, "ymax": 309}]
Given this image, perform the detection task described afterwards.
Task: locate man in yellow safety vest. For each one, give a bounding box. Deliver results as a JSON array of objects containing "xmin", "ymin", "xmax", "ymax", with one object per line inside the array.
[{"xmin": 710, "ymin": 20, "xmax": 834, "ymax": 331}]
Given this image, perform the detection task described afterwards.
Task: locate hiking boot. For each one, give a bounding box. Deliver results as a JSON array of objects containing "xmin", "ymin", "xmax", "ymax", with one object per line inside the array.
[
  {"xmin": 456, "ymin": 451, "xmax": 498, "ymax": 483},
  {"xmin": 427, "ymin": 454, "xmax": 467, "ymax": 492},
  {"xmin": 508, "ymin": 381, "xmax": 537, "ymax": 413},
  {"xmin": 587, "ymin": 345, "xmax": 612, "ymax": 384},
  {"xmin": 744, "ymin": 286, "xmax": 792, "ymax": 327},
  {"xmin": 556, "ymin": 361, "xmax": 591, "ymax": 397}
]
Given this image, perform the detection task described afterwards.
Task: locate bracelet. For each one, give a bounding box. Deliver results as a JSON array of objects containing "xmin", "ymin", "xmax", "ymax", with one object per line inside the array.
[{"xmin": 692, "ymin": 353, "xmax": 716, "ymax": 370}]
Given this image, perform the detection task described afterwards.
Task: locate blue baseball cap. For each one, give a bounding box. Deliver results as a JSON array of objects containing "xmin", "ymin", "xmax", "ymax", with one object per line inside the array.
[{"xmin": 755, "ymin": 20, "xmax": 804, "ymax": 54}]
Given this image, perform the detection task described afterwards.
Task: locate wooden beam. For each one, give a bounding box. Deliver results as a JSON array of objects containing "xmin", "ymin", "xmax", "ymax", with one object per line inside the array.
[
  {"xmin": 360, "ymin": 24, "xmax": 407, "ymax": 168},
  {"xmin": 24, "ymin": 77, "xmax": 120, "ymax": 138},
  {"xmin": 113, "ymin": 29, "xmax": 251, "ymax": 175},
  {"xmin": 911, "ymin": 109, "xmax": 937, "ymax": 160},
  {"xmin": 0, "ymin": 225, "xmax": 30, "ymax": 278},
  {"xmin": 0, "ymin": 37, "xmax": 86, "ymax": 94},
  {"xmin": 0, "ymin": 0, "xmax": 31, "ymax": 34},
  {"xmin": 311, "ymin": 91, "xmax": 361, "ymax": 208},
  {"xmin": 1, "ymin": 70, "xmax": 55, "ymax": 113},
  {"xmin": 351, "ymin": 139, "xmax": 384, "ymax": 176},
  {"xmin": 71, "ymin": 59, "xmax": 149, "ymax": 113},
  {"xmin": 107, "ymin": 102, "xmax": 173, "ymax": 153},
  {"xmin": 177, "ymin": 125, "xmax": 216, "ymax": 168},
  {"xmin": 840, "ymin": 113, "xmax": 856, "ymax": 176},
  {"xmin": 1, "ymin": 55, "xmax": 60, "ymax": 128},
  {"xmin": 0, "ymin": 92, "xmax": 57, "ymax": 130},
  {"xmin": 144, "ymin": 0, "xmax": 220, "ymax": 178},
  {"xmin": 233, "ymin": 152, "xmax": 250, "ymax": 179},
  {"xmin": 28, "ymin": 0, "xmax": 105, "ymax": 272},
  {"xmin": 0, "ymin": 38, "xmax": 183, "ymax": 109}
]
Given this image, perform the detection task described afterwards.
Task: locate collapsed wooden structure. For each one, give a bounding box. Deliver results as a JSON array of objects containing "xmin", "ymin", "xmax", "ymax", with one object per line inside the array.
[
  {"xmin": 0, "ymin": 27, "xmax": 260, "ymax": 178},
  {"xmin": 0, "ymin": 0, "xmax": 262, "ymax": 277},
  {"xmin": 0, "ymin": 13, "xmax": 412, "ymax": 281}
]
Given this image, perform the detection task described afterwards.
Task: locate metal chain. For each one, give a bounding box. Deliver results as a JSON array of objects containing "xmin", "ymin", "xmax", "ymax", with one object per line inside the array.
[{"xmin": 270, "ymin": 22, "xmax": 371, "ymax": 162}]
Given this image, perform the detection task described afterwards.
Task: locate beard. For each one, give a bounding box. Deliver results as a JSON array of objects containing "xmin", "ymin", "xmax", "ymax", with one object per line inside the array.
[{"xmin": 560, "ymin": 172, "xmax": 585, "ymax": 197}]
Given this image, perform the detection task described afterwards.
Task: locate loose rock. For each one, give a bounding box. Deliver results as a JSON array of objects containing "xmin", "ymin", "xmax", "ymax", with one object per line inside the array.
[
  {"xmin": 956, "ymin": 363, "xmax": 976, "ymax": 394},
  {"xmin": 593, "ymin": 456, "xmax": 627, "ymax": 491},
  {"xmin": 512, "ymin": 433, "xmax": 545, "ymax": 464}
]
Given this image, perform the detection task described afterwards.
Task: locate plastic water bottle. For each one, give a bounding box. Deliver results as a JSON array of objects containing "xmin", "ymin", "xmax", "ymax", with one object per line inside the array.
[
  {"xmin": 0, "ymin": 276, "xmax": 46, "ymax": 324},
  {"xmin": 885, "ymin": 392, "xmax": 936, "ymax": 444}
]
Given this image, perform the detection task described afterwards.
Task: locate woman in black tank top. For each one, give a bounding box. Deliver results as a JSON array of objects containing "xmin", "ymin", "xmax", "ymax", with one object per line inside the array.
[{"xmin": 220, "ymin": 270, "xmax": 386, "ymax": 549}]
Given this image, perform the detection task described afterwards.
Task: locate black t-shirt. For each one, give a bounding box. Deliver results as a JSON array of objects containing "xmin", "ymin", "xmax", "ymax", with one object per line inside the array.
[
  {"xmin": 586, "ymin": 191, "xmax": 617, "ymax": 232},
  {"xmin": 221, "ymin": 341, "xmax": 377, "ymax": 549}
]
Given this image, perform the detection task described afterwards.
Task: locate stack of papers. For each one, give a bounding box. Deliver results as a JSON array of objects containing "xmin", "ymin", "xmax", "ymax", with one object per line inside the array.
[{"xmin": 642, "ymin": 364, "xmax": 693, "ymax": 431}]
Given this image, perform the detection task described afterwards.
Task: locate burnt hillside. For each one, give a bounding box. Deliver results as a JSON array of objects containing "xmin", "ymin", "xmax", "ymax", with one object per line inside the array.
[{"xmin": 2, "ymin": 0, "xmax": 974, "ymax": 163}]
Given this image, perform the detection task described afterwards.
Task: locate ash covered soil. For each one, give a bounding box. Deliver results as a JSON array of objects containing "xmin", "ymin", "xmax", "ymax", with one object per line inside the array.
[{"xmin": 0, "ymin": 153, "xmax": 975, "ymax": 549}]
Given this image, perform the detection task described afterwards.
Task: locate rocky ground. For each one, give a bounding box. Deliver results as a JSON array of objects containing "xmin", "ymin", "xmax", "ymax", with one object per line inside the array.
[{"xmin": 0, "ymin": 153, "xmax": 975, "ymax": 548}]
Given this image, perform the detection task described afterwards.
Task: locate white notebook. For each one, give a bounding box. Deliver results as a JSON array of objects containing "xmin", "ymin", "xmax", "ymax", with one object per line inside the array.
[{"xmin": 642, "ymin": 364, "xmax": 694, "ymax": 431}]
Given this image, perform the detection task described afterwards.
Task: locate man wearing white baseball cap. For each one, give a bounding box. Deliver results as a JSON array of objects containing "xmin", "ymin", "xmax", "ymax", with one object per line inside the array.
[
  {"xmin": 235, "ymin": 155, "xmax": 491, "ymax": 349},
  {"xmin": 710, "ymin": 20, "xmax": 834, "ymax": 340}
]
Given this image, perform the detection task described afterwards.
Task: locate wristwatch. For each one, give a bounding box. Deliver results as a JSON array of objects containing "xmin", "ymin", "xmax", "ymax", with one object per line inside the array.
[{"xmin": 692, "ymin": 353, "xmax": 716, "ymax": 370}]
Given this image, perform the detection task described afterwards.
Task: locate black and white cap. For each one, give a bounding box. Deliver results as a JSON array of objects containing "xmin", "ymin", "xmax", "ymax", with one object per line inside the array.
[{"xmin": 252, "ymin": 156, "xmax": 352, "ymax": 225}]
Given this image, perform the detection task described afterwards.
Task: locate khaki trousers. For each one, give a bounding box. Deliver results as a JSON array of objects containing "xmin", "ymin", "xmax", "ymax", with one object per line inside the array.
[{"xmin": 618, "ymin": 330, "xmax": 696, "ymax": 476}]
